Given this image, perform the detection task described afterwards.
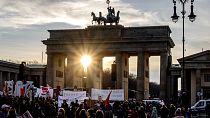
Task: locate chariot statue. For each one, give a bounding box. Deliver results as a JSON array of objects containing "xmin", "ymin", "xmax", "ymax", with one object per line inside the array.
[{"xmin": 91, "ymin": 0, "xmax": 120, "ymax": 25}]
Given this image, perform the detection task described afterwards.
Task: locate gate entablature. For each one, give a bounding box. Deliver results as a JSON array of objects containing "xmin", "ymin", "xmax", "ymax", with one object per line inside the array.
[{"xmin": 43, "ymin": 25, "xmax": 174, "ymax": 52}]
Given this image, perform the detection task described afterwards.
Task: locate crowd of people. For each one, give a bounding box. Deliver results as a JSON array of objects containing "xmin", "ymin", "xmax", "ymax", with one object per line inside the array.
[{"xmin": 0, "ymin": 95, "xmax": 192, "ymax": 118}]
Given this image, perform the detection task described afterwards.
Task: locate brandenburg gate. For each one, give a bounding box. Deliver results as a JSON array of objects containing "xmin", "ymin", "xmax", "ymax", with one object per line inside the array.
[
  {"xmin": 42, "ymin": 2, "xmax": 175, "ymax": 100},
  {"xmin": 43, "ymin": 25, "xmax": 174, "ymax": 100}
]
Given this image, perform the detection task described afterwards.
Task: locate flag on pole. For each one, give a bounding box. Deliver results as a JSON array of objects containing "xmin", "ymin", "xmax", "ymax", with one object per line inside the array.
[
  {"xmin": 19, "ymin": 110, "xmax": 33, "ymax": 118},
  {"xmin": 104, "ymin": 91, "xmax": 112, "ymax": 107}
]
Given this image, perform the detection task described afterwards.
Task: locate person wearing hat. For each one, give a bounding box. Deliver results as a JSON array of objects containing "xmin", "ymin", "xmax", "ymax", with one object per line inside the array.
[
  {"xmin": 7, "ymin": 107, "xmax": 17, "ymax": 118},
  {"xmin": 0, "ymin": 104, "xmax": 10, "ymax": 118}
]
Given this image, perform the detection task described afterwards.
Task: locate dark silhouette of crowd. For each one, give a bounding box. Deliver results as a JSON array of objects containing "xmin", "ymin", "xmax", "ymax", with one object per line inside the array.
[{"xmin": 0, "ymin": 95, "xmax": 199, "ymax": 118}]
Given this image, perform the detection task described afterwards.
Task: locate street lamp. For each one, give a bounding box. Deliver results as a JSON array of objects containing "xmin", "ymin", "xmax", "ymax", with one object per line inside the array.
[
  {"xmin": 106, "ymin": 0, "xmax": 110, "ymax": 7},
  {"xmin": 171, "ymin": 0, "xmax": 196, "ymax": 93}
]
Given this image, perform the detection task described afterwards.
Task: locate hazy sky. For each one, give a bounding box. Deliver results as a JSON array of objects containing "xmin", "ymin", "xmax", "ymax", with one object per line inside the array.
[{"xmin": 0, "ymin": 0, "xmax": 209, "ymax": 83}]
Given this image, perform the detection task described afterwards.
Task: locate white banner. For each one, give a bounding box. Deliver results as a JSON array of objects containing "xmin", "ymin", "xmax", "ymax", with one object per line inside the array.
[
  {"xmin": 58, "ymin": 91, "xmax": 87, "ymax": 107},
  {"xmin": 4, "ymin": 80, "xmax": 14, "ymax": 96},
  {"xmin": 63, "ymin": 91, "xmax": 86, "ymax": 98},
  {"xmin": 35, "ymin": 88, "xmax": 53, "ymax": 98},
  {"xmin": 91, "ymin": 88, "xmax": 124, "ymax": 101},
  {"xmin": 24, "ymin": 81, "xmax": 33, "ymax": 97}
]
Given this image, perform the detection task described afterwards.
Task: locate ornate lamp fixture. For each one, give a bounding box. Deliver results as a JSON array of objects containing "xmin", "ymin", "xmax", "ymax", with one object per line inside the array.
[
  {"xmin": 188, "ymin": 0, "xmax": 196, "ymax": 22},
  {"xmin": 171, "ymin": 0, "xmax": 196, "ymax": 23}
]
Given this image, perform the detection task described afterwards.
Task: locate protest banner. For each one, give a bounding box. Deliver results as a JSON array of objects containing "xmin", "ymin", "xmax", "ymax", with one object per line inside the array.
[
  {"xmin": 4, "ymin": 80, "xmax": 14, "ymax": 96},
  {"xmin": 14, "ymin": 81, "xmax": 23, "ymax": 97},
  {"xmin": 34, "ymin": 87, "xmax": 53, "ymax": 98},
  {"xmin": 58, "ymin": 91, "xmax": 87, "ymax": 107},
  {"xmin": 24, "ymin": 81, "xmax": 33, "ymax": 97},
  {"xmin": 91, "ymin": 88, "xmax": 124, "ymax": 101}
]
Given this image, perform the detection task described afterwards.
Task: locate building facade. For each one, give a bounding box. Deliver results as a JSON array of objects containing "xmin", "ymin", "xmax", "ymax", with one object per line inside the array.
[
  {"xmin": 0, "ymin": 60, "xmax": 46, "ymax": 90},
  {"xmin": 178, "ymin": 50, "xmax": 210, "ymax": 105}
]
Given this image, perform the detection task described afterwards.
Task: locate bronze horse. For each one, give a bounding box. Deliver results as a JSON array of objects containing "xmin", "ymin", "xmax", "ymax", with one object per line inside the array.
[
  {"xmin": 104, "ymin": 10, "xmax": 120, "ymax": 25},
  {"xmin": 91, "ymin": 11, "xmax": 120, "ymax": 25},
  {"xmin": 91, "ymin": 12, "xmax": 100, "ymax": 24}
]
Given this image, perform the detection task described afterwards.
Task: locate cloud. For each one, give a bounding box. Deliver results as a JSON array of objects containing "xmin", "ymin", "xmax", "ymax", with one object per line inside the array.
[
  {"xmin": 0, "ymin": 0, "xmax": 162, "ymax": 28},
  {"xmin": 0, "ymin": 22, "xmax": 79, "ymax": 62}
]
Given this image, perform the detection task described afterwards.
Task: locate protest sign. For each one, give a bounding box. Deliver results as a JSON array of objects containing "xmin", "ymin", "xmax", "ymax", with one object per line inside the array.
[{"xmin": 91, "ymin": 88, "xmax": 124, "ymax": 101}]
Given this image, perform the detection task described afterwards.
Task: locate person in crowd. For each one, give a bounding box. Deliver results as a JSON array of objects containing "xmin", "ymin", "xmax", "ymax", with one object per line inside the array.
[
  {"xmin": 0, "ymin": 104, "xmax": 10, "ymax": 118},
  {"xmin": 127, "ymin": 106, "xmax": 137, "ymax": 118},
  {"xmin": 7, "ymin": 107, "xmax": 17, "ymax": 118},
  {"xmin": 19, "ymin": 97, "xmax": 29, "ymax": 115},
  {"xmin": 87, "ymin": 109, "xmax": 95, "ymax": 118},
  {"xmin": 104, "ymin": 103, "xmax": 113, "ymax": 118},
  {"xmin": 169, "ymin": 104, "xmax": 176, "ymax": 117},
  {"xmin": 75, "ymin": 104, "xmax": 84, "ymax": 118},
  {"xmin": 79, "ymin": 109, "xmax": 88, "ymax": 118},
  {"xmin": 83, "ymin": 99, "xmax": 89, "ymax": 110},
  {"xmin": 31, "ymin": 102, "xmax": 45, "ymax": 118},
  {"xmin": 160, "ymin": 105, "xmax": 169, "ymax": 118},
  {"xmin": 150, "ymin": 106, "xmax": 158, "ymax": 118},
  {"xmin": 61, "ymin": 99, "xmax": 70, "ymax": 117},
  {"xmin": 181, "ymin": 106, "xmax": 187, "ymax": 117},
  {"xmin": 95, "ymin": 109, "xmax": 104, "ymax": 118},
  {"xmin": 57, "ymin": 108, "xmax": 66, "ymax": 118},
  {"xmin": 175, "ymin": 108, "xmax": 182, "ymax": 117},
  {"xmin": 138, "ymin": 106, "xmax": 146, "ymax": 118},
  {"xmin": 206, "ymin": 103, "xmax": 210, "ymax": 118}
]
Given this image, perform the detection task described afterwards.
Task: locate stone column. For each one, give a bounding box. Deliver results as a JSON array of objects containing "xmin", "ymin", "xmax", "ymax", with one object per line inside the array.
[
  {"xmin": 191, "ymin": 70, "xmax": 197, "ymax": 105},
  {"xmin": 136, "ymin": 51, "xmax": 145, "ymax": 100},
  {"xmin": 196, "ymin": 69, "xmax": 201, "ymax": 91},
  {"xmin": 46, "ymin": 53, "xmax": 55, "ymax": 87},
  {"xmin": 170, "ymin": 75, "xmax": 178, "ymax": 101},
  {"xmin": 0, "ymin": 71, "xmax": 3, "ymax": 90},
  {"xmin": 40, "ymin": 75, "xmax": 43, "ymax": 87},
  {"xmin": 122, "ymin": 54, "xmax": 129, "ymax": 100},
  {"xmin": 95, "ymin": 57, "xmax": 103, "ymax": 89},
  {"xmin": 173, "ymin": 76, "xmax": 178, "ymax": 101},
  {"xmin": 170, "ymin": 76, "xmax": 174, "ymax": 99},
  {"xmin": 65, "ymin": 55, "xmax": 74, "ymax": 88},
  {"xmin": 90, "ymin": 56, "xmax": 103, "ymax": 89},
  {"xmin": 195, "ymin": 69, "xmax": 201, "ymax": 102},
  {"xmin": 7, "ymin": 72, "xmax": 10, "ymax": 81},
  {"xmin": 54, "ymin": 54, "xmax": 65, "ymax": 88},
  {"xmin": 116, "ymin": 52, "xmax": 123, "ymax": 89},
  {"xmin": 144, "ymin": 54, "xmax": 150, "ymax": 99},
  {"xmin": 15, "ymin": 73, "xmax": 18, "ymax": 82},
  {"xmin": 160, "ymin": 51, "xmax": 168, "ymax": 100}
]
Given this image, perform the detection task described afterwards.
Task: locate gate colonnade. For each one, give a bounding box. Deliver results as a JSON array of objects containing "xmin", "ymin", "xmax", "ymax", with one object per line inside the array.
[{"xmin": 42, "ymin": 25, "xmax": 175, "ymax": 100}]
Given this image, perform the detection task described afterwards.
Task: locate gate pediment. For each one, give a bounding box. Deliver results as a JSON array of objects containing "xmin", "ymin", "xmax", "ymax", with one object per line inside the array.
[{"xmin": 178, "ymin": 50, "xmax": 210, "ymax": 62}]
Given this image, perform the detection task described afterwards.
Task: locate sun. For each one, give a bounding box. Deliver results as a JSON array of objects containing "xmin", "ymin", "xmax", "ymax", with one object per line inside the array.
[{"xmin": 80, "ymin": 55, "xmax": 92, "ymax": 72}]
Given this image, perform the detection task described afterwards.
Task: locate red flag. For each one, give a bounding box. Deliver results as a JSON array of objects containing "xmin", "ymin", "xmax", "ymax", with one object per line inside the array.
[
  {"xmin": 20, "ymin": 88, "xmax": 24, "ymax": 96},
  {"xmin": 104, "ymin": 91, "xmax": 112, "ymax": 107}
]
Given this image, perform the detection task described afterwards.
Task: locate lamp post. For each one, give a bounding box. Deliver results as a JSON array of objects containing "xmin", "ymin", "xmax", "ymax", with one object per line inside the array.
[
  {"xmin": 106, "ymin": 0, "xmax": 110, "ymax": 7},
  {"xmin": 171, "ymin": 0, "xmax": 196, "ymax": 93}
]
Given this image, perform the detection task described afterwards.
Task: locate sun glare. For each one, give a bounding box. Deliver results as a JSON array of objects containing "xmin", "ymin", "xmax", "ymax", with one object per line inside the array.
[{"xmin": 80, "ymin": 55, "xmax": 92, "ymax": 72}]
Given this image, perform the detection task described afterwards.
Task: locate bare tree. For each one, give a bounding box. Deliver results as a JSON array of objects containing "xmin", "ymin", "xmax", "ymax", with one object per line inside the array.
[
  {"xmin": 149, "ymin": 82, "xmax": 160, "ymax": 98},
  {"xmin": 102, "ymin": 68, "xmax": 115, "ymax": 89}
]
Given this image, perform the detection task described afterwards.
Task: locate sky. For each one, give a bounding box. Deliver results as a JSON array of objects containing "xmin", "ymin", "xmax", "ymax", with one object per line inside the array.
[{"xmin": 0, "ymin": 0, "xmax": 209, "ymax": 84}]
